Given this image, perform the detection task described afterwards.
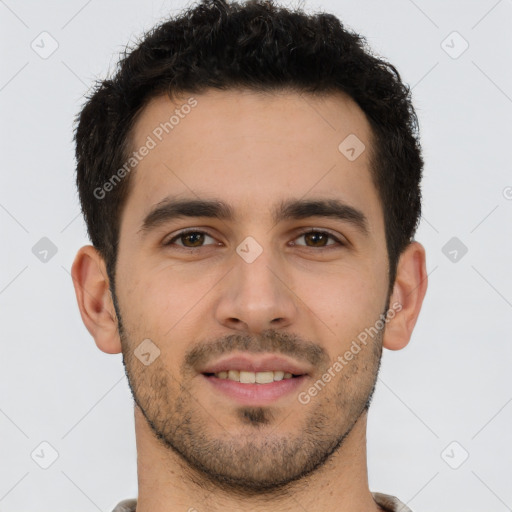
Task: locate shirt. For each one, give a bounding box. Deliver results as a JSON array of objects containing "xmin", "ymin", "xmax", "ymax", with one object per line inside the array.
[{"xmin": 112, "ymin": 492, "xmax": 413, "ymax": 511}]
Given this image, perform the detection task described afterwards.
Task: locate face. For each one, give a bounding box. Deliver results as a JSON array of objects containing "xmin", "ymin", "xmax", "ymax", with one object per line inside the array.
[{"xmin": 112, "ymin": 88, "xmax": 391, "ymax": 493}]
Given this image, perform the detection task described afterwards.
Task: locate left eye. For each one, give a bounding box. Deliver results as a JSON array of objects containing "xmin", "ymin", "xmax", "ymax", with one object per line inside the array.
[
  {"xmin": 163, "ymin": 229, "xmax": 343, "ymax": 249},
  {"xmin": 292, "ymin": 230, "xmax": 342, "ymax": 248}
]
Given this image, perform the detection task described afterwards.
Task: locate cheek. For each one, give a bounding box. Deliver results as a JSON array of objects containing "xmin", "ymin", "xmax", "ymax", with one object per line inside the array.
[
  {"xmin": 294, "ymin": 263, "xmax": 386, "ymax": 335},
  {"xmin": 120, "ymin": 262, "xmax": 219, "ymax": 336}
]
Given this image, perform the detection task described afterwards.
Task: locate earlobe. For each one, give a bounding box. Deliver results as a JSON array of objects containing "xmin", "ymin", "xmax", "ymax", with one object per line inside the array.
[
  {"xmin": 70, "ymin": 245, "xmax": 122, "ymax": 354},
  {"xmin": 382, "ymin": 241, "xmax": 428, "ymax": 351}
]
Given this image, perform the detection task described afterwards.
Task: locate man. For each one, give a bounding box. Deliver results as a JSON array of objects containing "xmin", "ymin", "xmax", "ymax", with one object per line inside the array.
[{"xmin": 70, "ymin": 0, "xmax": 428, "ymax": 510}]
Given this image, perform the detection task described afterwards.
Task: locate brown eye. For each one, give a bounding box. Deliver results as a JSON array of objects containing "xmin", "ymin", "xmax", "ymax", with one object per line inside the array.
[
  {"xmin": 292, "ymin": 230, "xmax": 342, "ymax": 248},
  {"xmin": 164, "ymin": 230, "xmax": 217, "ymax": 248},
  {"xmin": 304, "ymin": 232, "xmax": 329, "ymax": 247},
  {"xmin": 180, "ymin": 232, "xmax": 205, "ymax": 247}
]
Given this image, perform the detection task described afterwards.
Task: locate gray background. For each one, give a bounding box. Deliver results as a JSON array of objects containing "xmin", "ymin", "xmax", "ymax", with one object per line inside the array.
[{"xmin": 1, "ymin": 0, "xmax": 511, "ymax": 510}]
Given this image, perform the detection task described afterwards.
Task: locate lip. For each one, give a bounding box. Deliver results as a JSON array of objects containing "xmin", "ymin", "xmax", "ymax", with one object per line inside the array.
[
  {"xmin": 202, "ymin": 373, "xmax": 308, "ymax": 405},
  {"xmin": 198, "ymin": 353, "xmax": 311, "ymax": 376}
]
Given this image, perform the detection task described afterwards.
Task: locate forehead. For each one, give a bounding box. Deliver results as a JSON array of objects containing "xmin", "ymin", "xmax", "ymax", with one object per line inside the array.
[{"xmin": 122, "ymin": 88, "xmax": 382, "ymax": 233}]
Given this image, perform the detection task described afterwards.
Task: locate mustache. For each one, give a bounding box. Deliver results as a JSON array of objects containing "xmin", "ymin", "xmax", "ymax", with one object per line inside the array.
[{"xmin": 183, "ymin": 328, "xmax": 330, "ymax": 375}]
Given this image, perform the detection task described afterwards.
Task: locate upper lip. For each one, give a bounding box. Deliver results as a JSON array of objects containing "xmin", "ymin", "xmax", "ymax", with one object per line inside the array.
[{"xmin": 199, "ymin": 354, "xmax": 311, "ymax": 376}]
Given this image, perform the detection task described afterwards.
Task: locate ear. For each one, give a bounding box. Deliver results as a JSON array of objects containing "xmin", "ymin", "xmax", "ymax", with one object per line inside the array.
[
  {"xmin": 382, "ymin": 241, "xmax": 428, "ymax": 351},
  {"xmin": 70, "ymin": 245, "xmax": 122, "ymax": 354}
]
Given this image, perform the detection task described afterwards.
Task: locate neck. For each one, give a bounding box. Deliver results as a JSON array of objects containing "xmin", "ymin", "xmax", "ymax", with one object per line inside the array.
[{"xmin": 133, "ymin": 406, "xmax": 382, "ymax": 512}]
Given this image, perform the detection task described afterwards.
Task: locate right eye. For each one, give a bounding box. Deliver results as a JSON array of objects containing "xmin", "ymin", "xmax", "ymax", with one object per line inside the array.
[{"xmin": 162, "ymin": 229, "xmax": 220, "ymax": 249}]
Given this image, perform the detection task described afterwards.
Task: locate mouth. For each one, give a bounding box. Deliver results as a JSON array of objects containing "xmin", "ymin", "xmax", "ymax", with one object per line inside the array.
[
  {"xmin": 201, "ymin": 373, "xmax": 308, "ymax": 405},
  {"xmin": 198, "ymin": 353, "xmax": 311, "ymax": 377},
  {"xmin": 202, "ymin": 370, "xmax": 304, "ymax": 383},
  {"xmin": 198, "ymin": 354, "xmax": 311, "ymax": 405}
]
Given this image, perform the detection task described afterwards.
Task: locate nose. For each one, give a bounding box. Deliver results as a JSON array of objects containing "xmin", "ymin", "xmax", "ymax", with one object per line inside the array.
[{"xmin": 214, "ymin": 246, "xmax": 298, "ymax": 334}]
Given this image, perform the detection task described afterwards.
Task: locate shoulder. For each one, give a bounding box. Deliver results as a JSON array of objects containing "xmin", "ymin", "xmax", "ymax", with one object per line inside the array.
[
  {"xmin": 111, "ymin": 498, "xmax": 138, "ymax": 512},
  {"xmin": 372, "ymin": 491, "xmax": 413, "ymax": 512}
]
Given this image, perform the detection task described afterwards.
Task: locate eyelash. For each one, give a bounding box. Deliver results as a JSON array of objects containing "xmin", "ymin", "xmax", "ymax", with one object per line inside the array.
[{"xmin": 162, "ymin": 228, "xmax": 345, "ymax": 250}]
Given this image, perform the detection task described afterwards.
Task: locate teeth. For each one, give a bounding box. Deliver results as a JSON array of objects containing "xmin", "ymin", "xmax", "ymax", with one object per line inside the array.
[{"xmin": 213, "ymin": 370, "xmax": 296, "ymax": 383}]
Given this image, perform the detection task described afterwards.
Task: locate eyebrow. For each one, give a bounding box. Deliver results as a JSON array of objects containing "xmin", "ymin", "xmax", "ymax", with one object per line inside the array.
[{"xmin": 138, "ymin": 197, "xmax": 370, "ymax": 237}]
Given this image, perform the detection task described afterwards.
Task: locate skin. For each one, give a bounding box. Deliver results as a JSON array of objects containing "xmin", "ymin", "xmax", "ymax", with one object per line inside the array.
[{"xmin": 71, "ymin": 88, "xmax": 427, "ymax": 512}]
